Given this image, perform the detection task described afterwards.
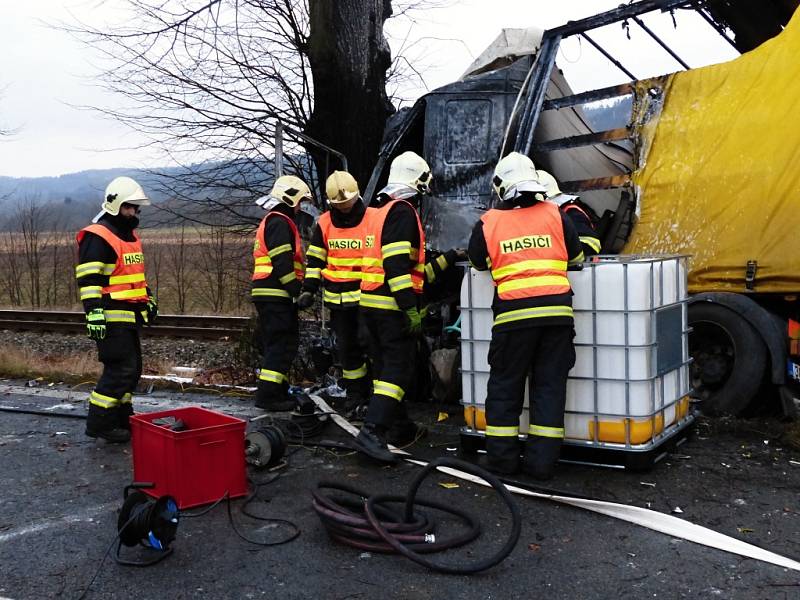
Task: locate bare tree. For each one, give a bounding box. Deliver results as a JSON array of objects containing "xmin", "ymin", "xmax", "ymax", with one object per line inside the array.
[
  {"xmin": 70, "ymin": 1, "xmax": 435, "ymax": 226},
  {"xmin": 164, "ymin": 224, "xmax": 191, "ymax": 313}
]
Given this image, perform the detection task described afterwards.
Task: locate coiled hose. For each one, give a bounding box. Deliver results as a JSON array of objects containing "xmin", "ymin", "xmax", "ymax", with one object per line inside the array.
[{"xmin": 312, "ymin": 457, "xmax": 521, "ymax": 574}]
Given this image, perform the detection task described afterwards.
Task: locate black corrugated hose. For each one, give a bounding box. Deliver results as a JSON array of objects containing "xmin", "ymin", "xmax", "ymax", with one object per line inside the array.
[{"xmin": 312, "ymin": 457, "xmax": 521, "ymax": 574}]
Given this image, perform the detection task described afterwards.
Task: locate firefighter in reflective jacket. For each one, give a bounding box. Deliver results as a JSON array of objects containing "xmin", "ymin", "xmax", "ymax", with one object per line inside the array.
[
  {"xmin": 297, "ymin": 171, "xmax": 370, "ymax": 413},
  {"xmin": 75, "ymin": 177, "xmax": 156, "ymax": 443},
  {"xmin": 352, "ymin": 151, "xmax": 434, "ymax": 463},
  {"xmin": 536, "ymin": 169, "xmax": 601, "ymax": 257},
  {"xmin": 468, "ymin": 153, "xmax": 584, "ymax": 479},
  {"xmin": 251, "ymin": 175, "xmax": 311, "ymax": 411}
]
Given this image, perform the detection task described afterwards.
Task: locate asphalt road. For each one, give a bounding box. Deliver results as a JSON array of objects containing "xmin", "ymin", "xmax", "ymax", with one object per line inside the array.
[{"xmin": 1, "ymin": 382, "xmax": 799, "ymax": 600}]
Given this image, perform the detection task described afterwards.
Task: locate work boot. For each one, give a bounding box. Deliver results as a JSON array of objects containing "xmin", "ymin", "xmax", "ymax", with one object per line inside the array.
[
  {"xmin": 387, "ymin": 419, "xmax": 427, "ymax": 447},
  {"xmin": 481, "ymin": 454, "xmax": 520, "ymax": 476},
  {"xmin": 353, "ymin": 423, "xmax": 398, "ymax": 464},
  {"xmin": 523, "ymin": 437, "xmax": 562, "ymax": 481},
  {"xmin": 85, "ymin": 405, "xmax": 131, "ymax": 444},
  {"xmin": 118, "ymin": 401, "xmax": 134, "ymax": 431}
]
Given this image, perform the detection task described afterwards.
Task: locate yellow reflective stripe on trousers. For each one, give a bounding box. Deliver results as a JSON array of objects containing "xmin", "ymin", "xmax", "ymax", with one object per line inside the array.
[
  {"xmin": 491, "ymin": 259, "xmax": 568, "ymax": 280},
  {"xmin": 89, "ymin": 390, "xmax": 120, "ymax": 408},
  {"xmin": 343, "ymin": 363, "xmax": 368, "ymax": 380},
  {"xmin": 381, "ymin": 241, "xmax": 411, "ymax": 259},
  {"xmin": 104, "ymin": 309, "xmax": 137, "ymax": 323},
  {"xmin": 486, "ymin": 425, "xmax": 519, "ymax": 437},
  {"xmin": 373, "ymin": 379, "xmax": 404, "ymax": 401},
  {"xmin": 387, "ymin": 274, "xmax": 413, "ymax": 292},
  {"xmin": 579, "ymin": 236, "xmax": 601, "ymax": 253},
  {"xmin": 307, "ymin": 245, "xmax": 327, "ymax": 261},
  {"xmin": 568, "ymin": 251, "xmax": 585, "ymax": 266},
  {"xmin": 528, "ymin": 424, "xmax": 565, "ymax": 439},
  {"xmin": 359, "ymin": 293, "xmax": 400, "ymax": 311},
  {"xmin": 268, "ymin": 243, "xmax": 292, "ymax": 258},
  {"xmin": 109, "ymin": 288, "xmax": 149, "ymax": 301},
  {"xmin": 79, "ymin": 286, "xmax": 103, "ymax": 300},
  {"xmin": 108, "ymin": 273, "xmax": 146, "ymax": 285},
  {"xmin": 120, "ymin": 392, "xmax": 133, "ymax": 405},
  {"xmin": 279, "ymin": 272, "xmax": 297, "ymax": 284},
  {"xmin": 258, "ymin": 369, "xmax": 287, "ymax": 384},
  {"xmin": 493, "ymin": 305, "xmax": 574, "ymax": 326},
  {"xmin": 305, "ymin": 267, "xmax": 322, "ymax": 280},
  {"xmin": 497, "ymin": 275, "xmax": 570, "ymax": 296},
  {"xmin": 251, "ymin": 288, "xmax": 290, "ymax": 298}
]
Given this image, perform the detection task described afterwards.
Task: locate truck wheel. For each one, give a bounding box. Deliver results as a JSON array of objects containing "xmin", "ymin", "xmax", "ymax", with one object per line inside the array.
[{"xmin": 688, "ymin": 303, "xmax": 767, "ymax": 416}]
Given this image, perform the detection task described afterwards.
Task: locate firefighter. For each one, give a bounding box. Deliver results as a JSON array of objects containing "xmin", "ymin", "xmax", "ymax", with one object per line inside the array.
[
  {"xmin": 467, "ymin": 152, "xmax": 584, "ymax": 479},
  {"xmin": 76, "ymin": 176, "xmax": 156, "ymax": 443},
  {"xmin": 536, "ymin": 169, "xmax": 601, "ymax": 257},
  {"xmin": 251, "ymin": 175, "xmax": 312, "ymax": 411},
  {"xmin": 352, "ymin": 151, "xmax": 433, "ymax": 463},
  {"xmin": 297, "ymin": 171, "xmax": 370, "ymax": 414}
]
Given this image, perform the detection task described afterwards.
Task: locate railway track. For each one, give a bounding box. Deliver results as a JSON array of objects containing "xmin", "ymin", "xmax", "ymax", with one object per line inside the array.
[{"xmin": 0, "ymin": 309, "xmax": 250, "ymax": 339}]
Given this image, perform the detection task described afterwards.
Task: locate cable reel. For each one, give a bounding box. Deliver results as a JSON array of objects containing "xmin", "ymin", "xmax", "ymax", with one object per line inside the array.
[
  {"xmin": 244, "ymin": 426, "xmax": 287, "ymax": 469},
  {"xmin": 116, "ymin": 484, "xmax": 179, "ymax": 566}
]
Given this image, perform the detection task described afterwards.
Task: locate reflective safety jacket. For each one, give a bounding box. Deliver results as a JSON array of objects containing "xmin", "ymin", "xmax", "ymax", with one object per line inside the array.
[
  {"xmin": 303, "ymin": 200, "xmax": 368, "ymax": 309},
  {"xmin": 562, "ymin": 203, "xmax": 601, "ymax": 257},
  {"xmin": 468, "ymin": 199, "xmax": 583, "ymax": 331},
  {"xmin": 252, "ymin": 210, "xmax": 304, "ymax": 302},
  {"xmin": 360, "ymin": 199, "xmax": 425, "ymax": 311},
  {"xmin": 76, "ymin": 223, "xmax": 149, "ymax": 325}
]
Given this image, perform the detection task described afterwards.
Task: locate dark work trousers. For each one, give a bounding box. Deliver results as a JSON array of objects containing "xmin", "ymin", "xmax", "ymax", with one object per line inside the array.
[
  {"xmin": 362, "ymin": 309, "xmax": 417, "ymax": 430},
  {"xmin": 485, "ymin": 325, "xmax": 575, "ymax": 472},
  {"xmin": 89, "ymin": 325, "xmax": 143, "ymax": 430},
  {"xmin": 254, "ymin": 302, "xmax": 299, "ymax": 407},
  {"xmin": 329, "ymin": 307, "xmax": 370, "ymax": 400}
]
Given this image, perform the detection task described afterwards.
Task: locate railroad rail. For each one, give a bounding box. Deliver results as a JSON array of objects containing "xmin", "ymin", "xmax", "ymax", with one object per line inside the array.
[{"xmin": 0, "ymin": 309, "xmax": 250, "ymax": 339}]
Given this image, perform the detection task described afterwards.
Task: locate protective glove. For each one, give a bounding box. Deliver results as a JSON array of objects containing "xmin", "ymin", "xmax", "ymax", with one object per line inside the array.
[
  {"xmin": 86, "ymin": 308, "xmax": 107, "ymax": 341},
  {"xmin": 403, "ymin": 306, "xmax": 423, "ymax": 335},
  {"xmin": 146, "ymin": 295, "xmax": 158, "ymax": 324},
  {"xmin": 296, "ymin": 291, "xmax": 315, "ymax": 309}
]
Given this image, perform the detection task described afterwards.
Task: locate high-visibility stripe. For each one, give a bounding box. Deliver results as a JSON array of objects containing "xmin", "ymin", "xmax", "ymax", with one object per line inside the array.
[
  {"xmin": 321, "ymin": 269, "xmax": 360, "ymax": 281},
  {"xmin": 528, "ymin": 424, "xmax": 565, "ymax": 439},
  {"xmin": 307, "ymin": 245, "xmax": 327, "ymax": 261},
  {"xmin": 360, "ymin": 272, "xmax": 384, "ymax": 284},
  {"xmin": 579, "ymin": 236, "xmax": 601, "ymax": 253},
  {"xmin": 373, "ymin": 379, "xmax": 404, "ymax": 401},
  {"xmin": 387, "ymin": 274, "xmax": 413, "ymax": 292},
  {"xmin": 251, "ymin": 288, "xmax": 291, "ymax": 298},
  {"xmin": 279, "ymin": 272, "xmax": 297, "ymax": 284},
  {"xmin": 382, "ymin": 241, "xmax": 412, "ymax": 259},
  {"xmin": 323, "ymin": 289, "xmax": 361, "ymax": 305},
  {"xmin": 361, "ymin": 257, "xmax": 382, "ymax": 268},
  {"xmin": 89, "ymin": 390, "xmax": 120, "ymax": 408},
  {"xmin": 254, "ymin": 265, "xmax": 273, "ymax": 275},
  {"xmin": 568, "ymin": 251, "xmax": 585, "ymax": 266},
  {"xmin": 79, "ymin": 286, "xmax": 103, "ymax": 300},
  {"xmin": 258, "ymin": 369, "xmax": 287, "ymax": 384},
  {"xmin": 493, "ymin": 305, "xmax": 574, "ymax": 326},
  {"xmin": 75, "ymin": 261, "xmax": 115, "ymax": 277},
  {"xmin": 305, "ymin": 268, "xmax": 322, "ymax": 280},
  {"xmin": 486, "ymin": 425, "xmax": 519, "ymax": 437},
  {"xmin": 268, "ymin": 243, "xmax": 292, "ymax": 258},
  {"xmin": 293, "ymin": 261, "xmax": 304, "ymax": 272},
  {"xmin": 425, "ymin": 263, "xmax": 436, "ymax": 282},
  {"xmin": 108, "ymin": 273, "xmax": 146, "ymax": 285},
  {"xmin": 359, "ymin": 293, "xmax": 401, "ymax": 311},
  {"xmin": 343, "ymin": 363, "xmax": 368, "ymax": 380},
  {"xmin": 255, "ymin": 256, "xmax": 272, "ymax": 265},
  {"xmin": 120, "ymin": 392, "xmax": 133, "ymax": 405},
  {"xmin": 327, "ymin": 257, "xmax": 361, "ymax": 267},
  {"xmin": 109, "ymin": 288, "xmax": 149, "ymax": 301},
  {"xmin": 436, "ymin": 254, "xmax": 449, "ymax": 270},
  {"xmin": 496, "ymin": 275, "xmax": 570, "ymax": 296},
  {"xmin": 491, "ymin": 259, "xmax": 568, "ymax": 280},
  {"xmin": 104, "ymin": 309, "xmax": 137, "ymax": 323}
]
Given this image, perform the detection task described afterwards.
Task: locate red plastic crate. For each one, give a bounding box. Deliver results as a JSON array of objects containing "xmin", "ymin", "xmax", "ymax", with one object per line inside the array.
[{"xmin": 130, "ymin": 406, "xmax": 248, "ymax": 508}]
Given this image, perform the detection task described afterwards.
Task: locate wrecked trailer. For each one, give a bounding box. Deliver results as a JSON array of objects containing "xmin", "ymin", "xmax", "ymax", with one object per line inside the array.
[{"xmin": 365, "ymin": 0, "xmax": 800, "ymax": 418}]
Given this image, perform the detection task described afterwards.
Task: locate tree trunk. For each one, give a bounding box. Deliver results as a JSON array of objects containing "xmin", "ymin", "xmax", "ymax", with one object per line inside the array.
[{"xmin": 306, "ymin": 0, "xmax": 395, "ymax": 190}]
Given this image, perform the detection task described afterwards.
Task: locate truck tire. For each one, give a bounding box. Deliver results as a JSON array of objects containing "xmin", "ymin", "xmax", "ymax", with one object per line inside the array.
[{"xmin": 688, "ymin": 302, "xmax": 767, "ymax": 416}]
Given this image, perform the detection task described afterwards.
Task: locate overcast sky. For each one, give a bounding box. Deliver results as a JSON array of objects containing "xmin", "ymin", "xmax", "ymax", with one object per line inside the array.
[{"xmin": 0, "ymin": 0, "xmax": 738, "ymax": 178}]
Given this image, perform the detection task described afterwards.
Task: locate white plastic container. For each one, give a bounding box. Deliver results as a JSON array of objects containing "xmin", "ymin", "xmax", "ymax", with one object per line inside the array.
[{"xmin": 460, "ymin": 255, "xmax": 692, "ymax": 449}]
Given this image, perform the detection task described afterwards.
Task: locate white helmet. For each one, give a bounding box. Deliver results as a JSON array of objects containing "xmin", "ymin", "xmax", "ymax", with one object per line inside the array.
[
  {"xmin": 387, "ymin": 151, "xmax": 433, "ymax": 195},
  {"xmin": 325, "ymin": 170, "xmax": 359, "ymax": 205},
  {"xmin": 93, "ymin": 176, "xmax": 150, "ymax": 222},
  {"xmin": 492, "ymin": 152, "xmax": 546, "ymax": 202},
  {"xmin": 536, "ymin": 169, "xmax": 578, "ymax": 206},
  {"xmin": 265, "ymin": 174, "xmax": 312, "ymax": 208}
]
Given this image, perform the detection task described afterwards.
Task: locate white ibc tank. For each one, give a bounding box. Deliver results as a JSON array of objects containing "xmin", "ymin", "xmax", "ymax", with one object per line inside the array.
[{"xmin": 460, "ymin": 255, "xmax": 691, "ymax": 448}]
